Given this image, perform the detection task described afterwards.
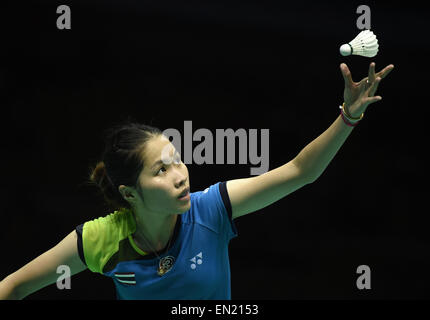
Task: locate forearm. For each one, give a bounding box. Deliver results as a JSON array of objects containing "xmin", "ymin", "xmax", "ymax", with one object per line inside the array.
[{"xmin": 293, "ymin": 113, "xmax": 355, "ymax": 181}]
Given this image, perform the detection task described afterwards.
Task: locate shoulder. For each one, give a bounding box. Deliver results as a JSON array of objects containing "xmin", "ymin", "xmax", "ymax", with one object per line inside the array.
[
  {"xmin": 80, "ymin": 208, "xmax": 136, "ymax": 273},
  {"xmin": 83, "ymin": 208, "xmax": 135, "ymax": 238},
  {"xmin": 190, "ymin": 182, "xmax": 228, "ymax": 211},
  {"xmin": 187, "ymin": 182, "xmax": 235, "ymax": 238}
]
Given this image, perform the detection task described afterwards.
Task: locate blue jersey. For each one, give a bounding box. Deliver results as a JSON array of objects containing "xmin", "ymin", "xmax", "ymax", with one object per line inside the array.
[{"xmin": 76, "ymin": 181, "xmax": 238, "ymax": 299}]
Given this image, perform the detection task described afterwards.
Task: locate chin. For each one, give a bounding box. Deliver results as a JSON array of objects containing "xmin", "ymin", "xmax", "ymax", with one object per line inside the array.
[{"xmin": 178, "ymin": 202, "xmax": 191, "ymax": 214}]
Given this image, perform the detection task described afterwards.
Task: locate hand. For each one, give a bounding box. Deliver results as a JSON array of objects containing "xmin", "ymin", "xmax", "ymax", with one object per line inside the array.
[{"xmin": 340, "ymin": 62, "xmax": 394, "ymax": 118}]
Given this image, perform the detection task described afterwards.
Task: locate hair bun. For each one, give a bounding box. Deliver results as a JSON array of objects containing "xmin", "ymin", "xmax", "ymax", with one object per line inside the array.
[{"xmin": 90, "ymin": 161, "xmax": 108, "ymax": 187}]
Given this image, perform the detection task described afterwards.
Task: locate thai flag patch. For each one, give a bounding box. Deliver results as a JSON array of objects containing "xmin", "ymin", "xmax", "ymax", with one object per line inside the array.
[{"xmin": 114, "ymin": 272, "xmax": 136, "ymax": 285}]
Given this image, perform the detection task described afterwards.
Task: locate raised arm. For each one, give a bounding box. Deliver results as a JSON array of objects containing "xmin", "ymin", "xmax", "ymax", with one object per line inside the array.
[
  {"xmin": 227, "ymin": 160, "xmax": 312, "ymax": 219},
  {"xmin": 0, "ymin": 230, "xmax": 87, "ymax": 299},
  {"xmin": 227, "ymin": 62, "xmax": 394, "ymax": 220}
]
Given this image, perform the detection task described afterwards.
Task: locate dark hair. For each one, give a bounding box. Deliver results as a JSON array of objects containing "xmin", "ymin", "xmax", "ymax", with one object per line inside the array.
[{"xmin": 88, "ymin": 117, "xmax": 162, "ymax": 211}]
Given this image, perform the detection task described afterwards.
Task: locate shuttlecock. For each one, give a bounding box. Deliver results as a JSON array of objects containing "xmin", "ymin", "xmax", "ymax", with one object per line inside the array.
[{"xmin": 339, "ymin": 30, "xmax": 379, "ymax": 57}]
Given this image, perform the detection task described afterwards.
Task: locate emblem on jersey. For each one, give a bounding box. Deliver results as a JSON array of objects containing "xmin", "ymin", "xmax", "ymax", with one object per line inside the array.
[
  {"xmin": 114, "ymin": 272, "xmax": 136, "ymax": 285},
  {"xmin": 190, "ymin": 252, "xmax": 203, "ymax": 270},
  {"xmin": 158, "ymin": 255, "xmax": 175, "ymax": 276}
]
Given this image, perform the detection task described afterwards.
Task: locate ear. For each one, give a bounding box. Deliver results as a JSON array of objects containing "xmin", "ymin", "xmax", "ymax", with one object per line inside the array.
[
  {"xmin": 118, "ymin": 185, "xmax": 132, "ymax": 200},
  {"xmin": 119, "ymin": 185, "xmax": 143, "ymax": 204}
]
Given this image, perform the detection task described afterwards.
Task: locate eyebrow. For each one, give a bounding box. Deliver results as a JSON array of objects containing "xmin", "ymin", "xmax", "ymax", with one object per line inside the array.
[
  {"xmin": 150, "ymin": 151, "xmax": 180, "ymax": 170},
  {"xmin": 151, "ymin": 159, "xmax": 164, "ymax": 170}
]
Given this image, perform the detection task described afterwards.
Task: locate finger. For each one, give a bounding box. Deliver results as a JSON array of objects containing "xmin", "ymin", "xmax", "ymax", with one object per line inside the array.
[
  {"xmin": 364, "ymin": 95, "xmax": 382, "ymax": 105},
  {"xmin": 368, "ymin": 62, "xmax": 376, "ymax": 83},
  {"xmin": 340, "ymin": 63, "xmax": 354, "ymax": 86},
  {"xmin": 376, "ymin": 64, "xmax": 395, "ymax": 79},
  {"xmin": 368, "ymin": 77, "xmax": 381, "ymax": 96}
]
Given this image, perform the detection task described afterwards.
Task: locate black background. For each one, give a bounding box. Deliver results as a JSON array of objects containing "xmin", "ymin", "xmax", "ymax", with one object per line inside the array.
[{"xmin": 1, "ymin": 0, "xmax": 428, "ymax": 300}]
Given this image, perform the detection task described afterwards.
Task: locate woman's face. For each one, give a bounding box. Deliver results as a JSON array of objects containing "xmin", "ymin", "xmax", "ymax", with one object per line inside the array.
[{"xmin": 136, "ymin": 134, "xmax": 191, "ymax": 216}]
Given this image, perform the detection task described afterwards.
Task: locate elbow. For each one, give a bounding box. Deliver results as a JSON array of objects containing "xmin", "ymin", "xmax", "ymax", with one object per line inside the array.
[
  {"xmin": 296, "ymin": 167, "xmax": 320, "ymax": 184},
  {"xmin": 292, "ymin": 158, "xmax": 319, "ymax": 184},
  {"xmin": 294, "ymin": 163, "xmax": 319, "ymax": 184},
  {"xmin": 0, "ymin": 278, "xmax": 21, "ymax": 300},
  {"xmin": 304, "ymin": 171, "xmax": 320, "ymax": 184},
  {"xmin": 0, "ymin": 273, "xmax": 30, "ymax": 300}
]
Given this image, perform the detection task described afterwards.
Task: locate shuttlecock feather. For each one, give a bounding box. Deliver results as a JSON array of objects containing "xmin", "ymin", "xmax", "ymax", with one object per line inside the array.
[{"xmin": 340, "ymin": 30, "xmax": 379, "ymax": 58}]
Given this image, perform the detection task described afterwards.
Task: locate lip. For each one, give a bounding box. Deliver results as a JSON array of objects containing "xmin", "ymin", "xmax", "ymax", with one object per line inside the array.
[
  {"xmin": 177, "ymin": 187, "xmax": 190, "ymax": 201},
  {"xmin": 178, "ymin": 192, "xmax": 190, "ymax": 201}
]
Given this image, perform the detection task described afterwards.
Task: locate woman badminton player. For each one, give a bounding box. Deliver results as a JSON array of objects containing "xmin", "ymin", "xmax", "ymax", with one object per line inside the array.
[{"xmin": 0, "ymin": 62, "xmax": 394, "ymax": 299}]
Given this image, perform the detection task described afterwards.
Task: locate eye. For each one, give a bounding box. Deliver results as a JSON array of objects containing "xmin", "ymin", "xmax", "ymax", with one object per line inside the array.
[{"xmin": 157, "ymin": 166, "xmax": 167, "ymax": 175}]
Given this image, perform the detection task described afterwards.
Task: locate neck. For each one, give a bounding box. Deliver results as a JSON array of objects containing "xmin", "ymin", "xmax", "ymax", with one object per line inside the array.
[{"xmin": 132, "ymin": 207, "xmax": 178, "ymax": 253}]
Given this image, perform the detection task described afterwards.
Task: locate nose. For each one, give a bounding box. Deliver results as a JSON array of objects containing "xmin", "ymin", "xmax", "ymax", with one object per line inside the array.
[{"xmin": 172, "ymin": 167, "xmax": 187, "ymax": 188}]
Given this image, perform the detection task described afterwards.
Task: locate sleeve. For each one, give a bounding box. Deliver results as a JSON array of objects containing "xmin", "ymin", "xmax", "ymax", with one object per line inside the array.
[
  {"xmin": 193, "ymin": 181, "xmax": 238, "ymax": 242},
  {"xmin": 74, "ymin": 215, "xmax": 120, "ymax": 274},
  {"xmin": 75, "ymin": 224, "xmax": 86, "ymax": 266}
]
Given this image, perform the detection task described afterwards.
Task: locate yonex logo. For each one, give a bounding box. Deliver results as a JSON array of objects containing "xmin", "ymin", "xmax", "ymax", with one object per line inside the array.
[{"xmin": 190, "ymin": 252, "xmax": 203, "ymax": 270}]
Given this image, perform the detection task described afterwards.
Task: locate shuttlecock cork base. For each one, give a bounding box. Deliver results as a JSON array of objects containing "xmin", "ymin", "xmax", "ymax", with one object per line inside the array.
[
  {"xmin": 340, "ymin": 30, "xmax": 379, "ymax": 58},
  {"xmin": 340, "ymin": 44, "xmax": 353, "ymax": 56}
]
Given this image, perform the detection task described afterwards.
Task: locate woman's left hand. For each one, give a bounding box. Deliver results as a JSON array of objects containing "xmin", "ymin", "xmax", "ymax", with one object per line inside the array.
[{"xmin": 340, "ymin": 62, "xmax": 394, "ymax": 118}]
